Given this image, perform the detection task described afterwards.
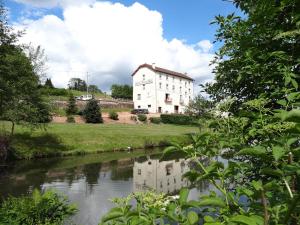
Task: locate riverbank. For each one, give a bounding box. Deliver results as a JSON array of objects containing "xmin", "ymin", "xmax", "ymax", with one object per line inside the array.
[{"xmin": 7, "ymin": 123, "xmax": 198, "ymax": 159}]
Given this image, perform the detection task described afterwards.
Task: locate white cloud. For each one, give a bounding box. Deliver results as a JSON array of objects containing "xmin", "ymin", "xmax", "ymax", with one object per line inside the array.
[
  {"xmin": 14, "ymin": 0, "xmax": 96, "ymax": 8},
  {"xmin": 16, "ymin": 1, "xmax": 215, "ymax": 93}
]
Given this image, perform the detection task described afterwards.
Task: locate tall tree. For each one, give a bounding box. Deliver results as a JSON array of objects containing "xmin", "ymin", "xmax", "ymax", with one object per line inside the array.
[
  {"xmin": 0, "ymin": 3, "xmax": 51, "ymax": 137},
  {"xmin": 44, "ymin": 78, "xmax": 54, "ymax": 88},
  {"xmin": 65, "ymin": 93, "xmax": 77, "ymax": 115},
  {"xmin": 83, "ymin": 99, "xmax": 103, "ymax": 123},
  {"xmin": 68, "ymin": 78, "xmax": 87, "ymax": 92},
  {"xmin": 205, "ymin": 0, "xmax": 300, "ymax": 109},
  {"xmin": 111, "ymin": 84, "xmax": 133, "ymax": 99}
]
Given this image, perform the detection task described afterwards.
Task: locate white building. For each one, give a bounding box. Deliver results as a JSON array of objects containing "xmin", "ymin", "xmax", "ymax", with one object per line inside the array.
[
  {"xmin": 132, "ymin": 63, "xmax": 194, "ymax": 113},
  {"xmin": 133, "ymin": 157, "xmax": 191, "ymax": 194}
]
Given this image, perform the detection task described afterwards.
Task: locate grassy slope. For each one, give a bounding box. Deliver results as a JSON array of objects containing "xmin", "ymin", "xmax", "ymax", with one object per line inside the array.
[
  {"xmin": 9, "ymin": 123, "xmax": 198, "ymax": 159},
  {"xmin": 48, "ymin": 90, "xmax": 112, "ymax": 101}
]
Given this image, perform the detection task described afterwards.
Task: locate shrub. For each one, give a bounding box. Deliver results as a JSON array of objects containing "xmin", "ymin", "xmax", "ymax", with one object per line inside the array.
[
  {"xmin": 149, "ymin": 117, "xmax": 161, "ymax": 124},
  {"xmin": 0, "ymin": 189, "xmax": 77, "ymax": 225},
  {"xmin": 109, "ymin": 111, "xmax": 119, "ymax": 120},
  {"xmin": 160, "ymin": 114, "xmax": 195, "ymax": 125},
  {"xmin": 137, "ymin": 114, "xmax": 147, "ymax": 122},
  {"xmin": 65, "ymin": 94, "xmax": 77, "ymax": 115},
  {"xmin": 66, "ymin": 115, "xmax": 75, "ymax": 123},
  {"xmin": 83, "ymin": 99, "xmax": 103, "ymax": 123},
  {"xmin": 130, "ymin": 115, "xmax": 137, "ymax": 121}
]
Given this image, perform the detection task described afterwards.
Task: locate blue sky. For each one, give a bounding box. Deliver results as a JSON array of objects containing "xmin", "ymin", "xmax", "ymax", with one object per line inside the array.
[
  {"xmin": 5, "ymin": 0, "xmax": 242, "ymax": 91},
  {"xmin": 7, "ymin": 0, "xmax": 240, "ymax": 45}
]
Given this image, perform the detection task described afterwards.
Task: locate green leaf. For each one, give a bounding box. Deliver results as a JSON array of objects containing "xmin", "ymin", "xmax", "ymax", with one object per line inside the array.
[
  {"xmin": 272, "ymin": 146, "xmax": 285, "ymax": 161},
  {"xmin": 198, "ymin": 197, "xmax": 226, "ymax": 208},
  {"xmin": 204, "ymin": 215, "xmax": 214, "ymax": 222},
  {"xmin": 229, "ymin": 215, "xmax": 263, "ymax": 225},
  {"xmin": 252, "ymin": 180, "xmax": 263, "ymax": 191},
  {"xmin": 187, "ymin": 211, "xmax": 199, "ymax": 225},
  {"xmin": 179, "ymin": 188, "xmax": 189, "ymax": 205},
  {"xmin": 237, "ymin": 146, "xmax": 266, "ymax": 157},
  {"xmin": 283, "ymin": 109, "xmax": 300, "ymax": 123},
  {"xmin": 260, "ymin": 168, "xmax": 283, "ymax": 177},
  {"xmin": 277, "ymin": 99, "xmax": 287, "ymax": 106},
  {"xmin": 291, "ymin": 79, "xmax": 298, "ymax": 90}
]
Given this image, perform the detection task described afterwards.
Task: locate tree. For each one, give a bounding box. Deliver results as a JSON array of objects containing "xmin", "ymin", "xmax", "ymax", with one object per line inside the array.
[
  {"xmin": 68, "ymin": 78, "xmax": 87, "ymax": 91},
  {"xmin": 0, "ymin": 3, "xmax": 51, "ymax": 138},
  {"xmin": 65, "ymin": 93, "xmax": 77, "ymax": 115},
  {"xmin": 111, "ymin": 84, "xmax": 133, "ymax": 99},
  {"xmin": 23, "ymin": 44, "xmax": 48, "ymax": 83},
  {"xmin": 88, "ymin": 85, "xmax": 102, "ymax": 94},
  {"xmin": 44, "ymin": 78, "xmax": 54, "ymax": 88},
  {"xmin": 185, "ymin": 94, "xmax": 213, "ymax": 118},
  {"xmin": 205, "ymin": 0, "xmax": 300, "ymax": 110},
  {"xmin": 83, "ymin": 99, "xmax": 103, "ymax": 123}
]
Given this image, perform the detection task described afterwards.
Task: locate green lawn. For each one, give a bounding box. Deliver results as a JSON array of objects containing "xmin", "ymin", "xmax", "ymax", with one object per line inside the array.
[{"xmin": 7, "ymin": 123, "xmax": 198, "ymax": 159}]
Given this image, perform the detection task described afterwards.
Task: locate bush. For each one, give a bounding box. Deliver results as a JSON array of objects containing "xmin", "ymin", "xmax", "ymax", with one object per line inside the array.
[
  {"xmin": 137, "ymin": 114, "xmax": 147, "ymax": 122},
  {"xmin": 66, "ymin": 115, "xmax": 75, "ymax": 123},
  {"xmin": 130, "ymin": 115, "xmax": 137, "ymax": 121},
  {"xmin": 160, "ymin": 114, "xmax": 195, "ymax": 125},
  {"xmin": 149, "ymin": 117, "xmax": 161, "ymax": 124},
  {"xmin": 65, "ymin": 94, "xmax": 77, "ymax": 115},
  {"xmin": 83, "ymin": 99, "xmax": 103, "ymax": 123},
  {"xmin": 109, "ymin": 111, "xmax": 119, "ymax": 120},
  {"xmin": 0, "ymin": 189, "xmax": 77, "ymax": 225}
]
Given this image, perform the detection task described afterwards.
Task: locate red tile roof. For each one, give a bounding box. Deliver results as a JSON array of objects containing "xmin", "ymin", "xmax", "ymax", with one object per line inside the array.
[{"xmin": 131, "ymin": 63, "xmax": 194, "ymax": 81}]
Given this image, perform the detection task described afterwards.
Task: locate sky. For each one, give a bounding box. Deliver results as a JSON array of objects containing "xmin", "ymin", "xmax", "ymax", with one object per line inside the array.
[{"xmin": 5, "ymin": 0, "xmax": 241, "ymax": 93}]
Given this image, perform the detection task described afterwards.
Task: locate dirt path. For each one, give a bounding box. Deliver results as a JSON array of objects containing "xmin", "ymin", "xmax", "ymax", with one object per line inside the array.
[{"xmin": 52, "ymin": 112, "xmax": 160, "ymax": 124}]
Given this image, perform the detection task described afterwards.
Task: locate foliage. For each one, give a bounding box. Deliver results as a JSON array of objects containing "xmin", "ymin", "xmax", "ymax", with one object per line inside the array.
[
  {"xmin": 65, "ymin": 93, "xmax": 77, "ymax": 115},
  {"xmin": 185, "ymin": 94, "xmax": 214, "ymax": 118},
  {"xmin": 23, "ymin": 44, "xmax": 48, "ymax": 83},
  {"xmin": 44, "ymin": 78, "xmax": 54, "ymax": 89},
  {"xmin": 161, "ymin": 114, "xmax": 195, "ymax": 125},
  {"xmin": 68, "ymin": 78, "xmax": 87, "ymax": 91},
  {"xmin": 66, "ymin": 115, "xmax": 75, "ymax": 123},
  {"xmin": 149, "ymin": 117, "xmax": 161, "ymax": 124},
  {"xmin": 109, "ymin": 111, "xmax": 119, "ymax": 120},
  {"xmin": 111, "ymin": 84, "xmax": 133, "ymax": 99},
  {"xmin": 83, "ymin": 99, "xmax": 103, "ymax": 123},
  {"xmin": 0, "ymin": 189, "xmax": 77, "ymax": 225},
  {"xmin": 0, "ymin": 4, "xmax": 51, "ymax": 137},
  {"xmin": 89, "ymin": 84, "xmax": 102, "ymax": 94},
  {"xmin": 40, "ymin": 87, "xmax": 68, "ymax": 96},
  {"xmin": 100, "ymin": 1, "xmax": 300, "ymax": 224},
  {"xmin": 137, "ymin": 114, "xmax": 147, "ymax": 122},
  {"xmin": 205, "ymin": 0, "xmax": 300, "ymax": 109}
]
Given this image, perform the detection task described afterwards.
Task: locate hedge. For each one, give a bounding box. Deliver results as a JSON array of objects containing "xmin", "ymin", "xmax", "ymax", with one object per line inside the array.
[
  {"xmin": 149, "ymin": 117, "xmax": 161, "ymax": 124},
  {"xmin": 160, "ymin": 114, "xmax": 195, "ymax": 125}
]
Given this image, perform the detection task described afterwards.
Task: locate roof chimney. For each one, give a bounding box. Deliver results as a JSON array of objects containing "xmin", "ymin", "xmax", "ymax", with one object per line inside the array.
[{"xmin": 152, "ymin": 63, "xmax": 156, "ymax": 69}]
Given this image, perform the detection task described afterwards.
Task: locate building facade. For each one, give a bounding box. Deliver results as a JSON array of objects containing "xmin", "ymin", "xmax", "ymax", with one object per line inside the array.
[{"xmin": 132, "ymin": 63, "xmax": 194, "ymax": 113}]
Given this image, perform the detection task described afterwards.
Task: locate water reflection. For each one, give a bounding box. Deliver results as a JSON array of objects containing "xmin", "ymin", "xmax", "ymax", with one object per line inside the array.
[
  {"xmin": 133, "ymin": 156, "xmax": 192, "ymax": 194},
  {"xmin": 0, "ymin": 153, "xmax": 214, "ymax": 225}
]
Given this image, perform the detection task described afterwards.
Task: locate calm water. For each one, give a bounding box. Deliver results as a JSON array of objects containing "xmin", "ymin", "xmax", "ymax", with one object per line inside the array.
[{"xmin": 0, "ymin": 151, "xmax": 219, "ymax": 225}]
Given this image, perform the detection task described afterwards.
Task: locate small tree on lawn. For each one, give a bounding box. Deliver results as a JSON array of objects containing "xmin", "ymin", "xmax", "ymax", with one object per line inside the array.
[
  {"xmin": 65, "ymin": 93, "xmax": 77, "ymax": 115},
  {"xmin": 83, "ymin": 99, "xmax": 103, "ymax": 123}
]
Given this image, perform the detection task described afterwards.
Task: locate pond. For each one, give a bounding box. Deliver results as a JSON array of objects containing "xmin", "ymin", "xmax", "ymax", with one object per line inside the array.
[{"xmin": 0, "ymin": 150, "xmax": 221, "ymax": 225}]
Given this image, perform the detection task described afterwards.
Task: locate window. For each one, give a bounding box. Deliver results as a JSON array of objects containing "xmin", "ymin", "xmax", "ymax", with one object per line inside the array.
[
  {"xmin": 143, "ymin": 84, "xmax": 145, "ymax": 90},
  {"xmin": 180, "ymin": 78, "xmax": 182, "ymax": 83},
  {"xmin": 185, "ymin": 91, "xmax": 187, "ymax": 96},
  {"xmin": 166, "ymin": 84, "xmax": 169, "ymax": 90},
  {"xmin": 143, "ymin": 74, "xmax": 145, "ymax": 80},
  {"xmin": 138, "ymin": 169, "xmax": 141, "ymax": 175},
  {"xmin": 189, "ymin": 88, "xmax": 191, "ymax": 93},
  {"xmin": 137, "ymin": 94, "xmax": 141, "ymax": 100},
  {"xmin": 159, "ymin": 74, "xmax": 162, "ymax": 80},
  {"xmin": 172, "ymin": 76, "xmax": 175, "ymax": 82},
  {"xmin": 148, "ymin": 105, "xmax": 151, "ymax": 108},
  {"xmin": 185, "ymin": 82, "xmax": 187, "ymax": 87},
  {"xmin": 159, "ymin": 82, "xmax": 162, "ymax": 89},
  {"xmin": 180, "ymin": 86, "xmax": 182, "ymax": 93},
  {"xmin": 138, "ymin": 105, "xmax": 141, "ymax": 108},
  {"xmin": 172, "ymin": 85, "xmax": 175, "ymax": 91},
  {"xmin": 166, "ymin": 75, "xmax": 168, "ymax": 80}
]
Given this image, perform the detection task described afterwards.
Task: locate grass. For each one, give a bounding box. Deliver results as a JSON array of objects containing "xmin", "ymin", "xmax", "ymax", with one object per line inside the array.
[
  {"xmin": 101, "ymin": 108, "xmax": 132, "ymax": 113},
  {"xmin": 5, "ymin": 123, "xmax": 198, "ymax": 159},
  {"xmin": 46, "ymin": 90, "xmax": 112, "ymax": 102}
]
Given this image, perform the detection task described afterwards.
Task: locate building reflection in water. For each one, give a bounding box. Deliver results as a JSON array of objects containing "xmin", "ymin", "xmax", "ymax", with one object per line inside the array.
[{"xmin": 133, "ymin": 156, "xmax": 195, "ymax": 194}]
